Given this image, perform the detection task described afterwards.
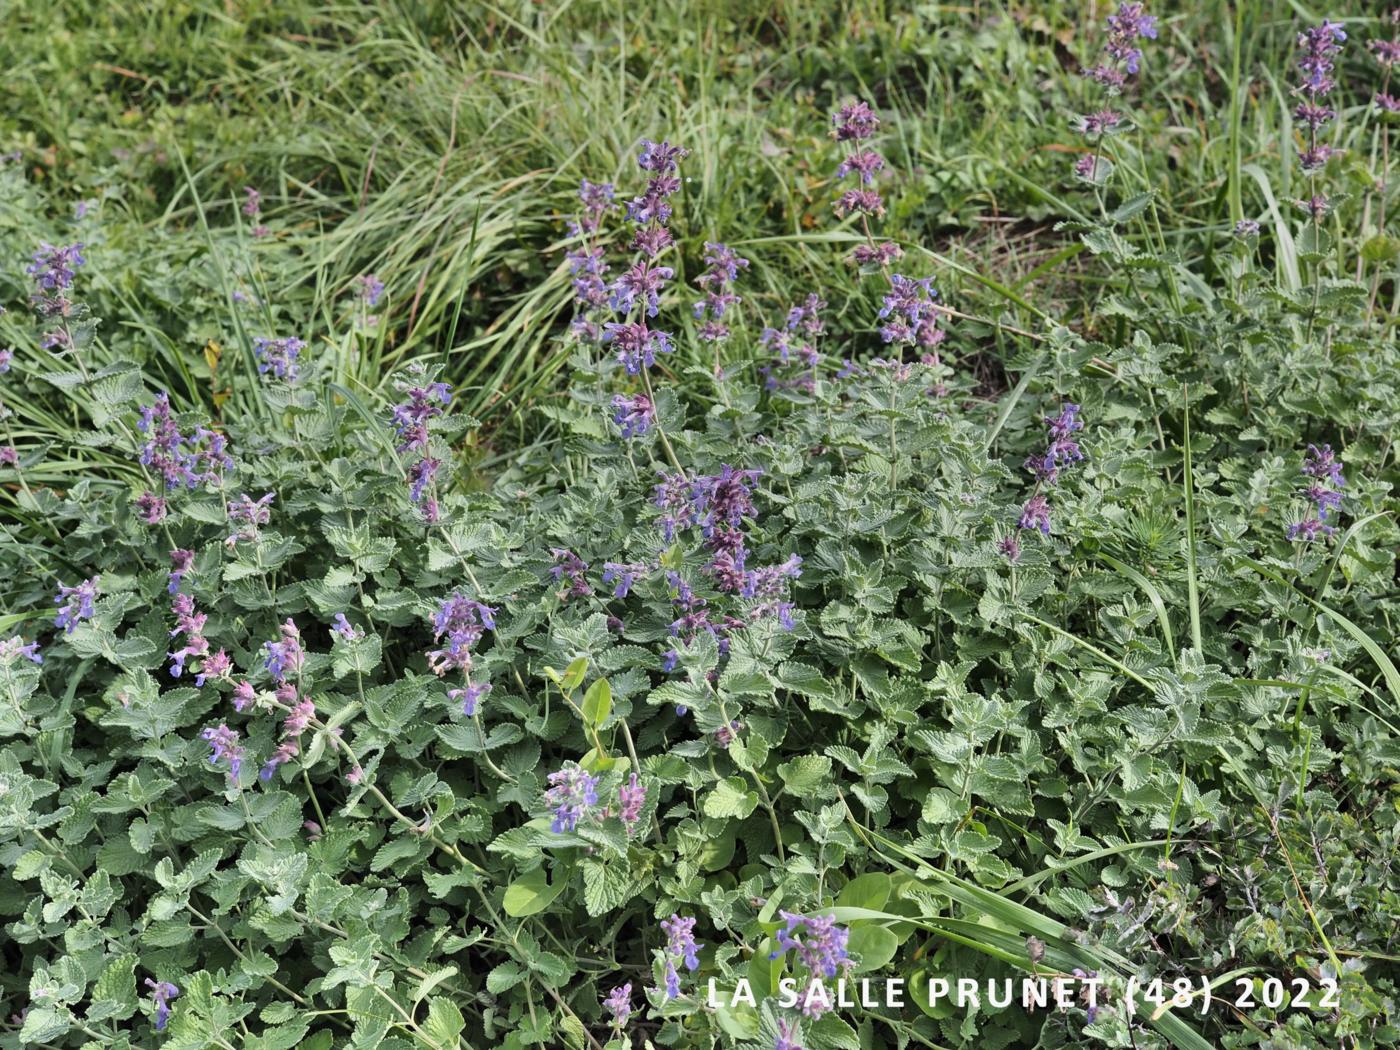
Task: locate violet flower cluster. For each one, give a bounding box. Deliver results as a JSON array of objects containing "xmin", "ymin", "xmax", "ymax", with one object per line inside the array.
[
  {"xmin": 599, "ymin": 140, "xmax": 688, "ymax": 375},
  {"xmin": 261, "ymin": 694, "xmax": 316, "ymax": 781},
  {"xmin": 761, "ymin": 294, "xmax": 825, "ymax": 394},
  {"xmin": 693, "ymin": 240, "xmax": 749, "ymax": 343},
  {"xmin": 26, "ymin": 242, "xmax": 88, "ymax": 352},
  {"xmin": 660, "ymin": 913, "xmax": 701, "ymax": 999},
  {"xmin": 54, "ymin": 576, "xmax": 100, "ymax": 634},
  {"xmin": 650, "ymin": 465, "xmax": 801, "ymax": 670},
  {"xmin": 830, "ymin": 100, "xmax": 949, "ymax": 374},
  {"xmin": 1075, "ymin": 4, "xmax": 1156, "ymax": 184},
  {"xmin": 145, "ymin": 979, "xmax": 179, "ymax": 1032},
  {"xmin": 602, "ymin": 983, "xmax": 632, "ymax": 1028},
  {"xmin": 1292, "ymin": 21, "xmax": 1347, "ymax": 217},
  {"xmin": 1374, "ymin": 13, "xmax": 1400, "ymax": 113},
  {"xmin": 1003, "ymin": 403, "xmax": 1088, "ymax": 556},
  {"xmin": 200, "ymin": 723, "xmax": 245, "ymax": 785},
  {"xmin": 226, "ymin": 492, "xmax": 275, "ymax": 547},
  {"xmin": 1286, "ymin": 442, "xmax": 1346, "ymax": 541},
  {"xmin": 617, "ymin": 771, "xmax": 647, "ymax": 833},
  {"xmin": 135, "ymin": 393, "xmax": 234, "ymax": 522},
  {"xmin": 390, "ymin": 379, "xmax": 453, "ymax": 522},
  {"xmin": 544, "ymin": 763, "xmax": 600, "ymax": 832},
  {"xmin": 769, "ymin": 913, "xmax": 851, "ymax": 1018},
  {"xmin": 427, "ymin": 592, "xmax": 495, "ymax": 717},
  {"xmin": 253, "ymin": 336, "xmax": 304, "ymax": 382},
  {"xmin": 0, "ymin": 635, "xmax": 42, "ymax": 666},
  {"xmin": 261, "ymin": 619, "xmax": 305, "ymax": 682},
  {"xmin": 549, "ymin": 548, "xmax": 594, "ymax": 601}
]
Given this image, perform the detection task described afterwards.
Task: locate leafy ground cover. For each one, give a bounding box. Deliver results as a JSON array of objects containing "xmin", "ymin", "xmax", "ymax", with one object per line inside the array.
[{"xmin": 2, "ymin": 3, "xmax": 1399, "ymax": 1050}]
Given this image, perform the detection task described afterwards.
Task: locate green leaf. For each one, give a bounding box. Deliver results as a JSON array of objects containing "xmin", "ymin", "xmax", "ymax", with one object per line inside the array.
[
  {"xmin": 422, "ymin": 997, "xmax": 464, "ymax": 1047},
  {"xmin": 581, "ymin": 676, "xmax": 612, "ymax": 728},
  {"xmin": 502, "ymin": 868, "xmax": 563, "ymax": 917},
  {"xmin": 703, "ymin": 777, "xmax": 759, "ymax": 820}
]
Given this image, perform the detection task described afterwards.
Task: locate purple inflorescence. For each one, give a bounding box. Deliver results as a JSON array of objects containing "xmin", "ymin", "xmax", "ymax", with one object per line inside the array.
[
  {"xmin": 603, "ymin": 983, "xmax": 632, "ymax": 1027},
  {"xmin": 692, "ymin": 241, "xmax": 749, "ymax": 342},
  {"xmin": 661, "ymin": 914, "xmax": 702, "ymax": 999},
  {"xmin": 611, "ymin": 392, "xmax": 655, "ymax": 438},
  {"xmin": 0, "ymin": 636, "xmax": 42, "ymax": 665},
  {"xmin": 138, "ymin": 394, "xmax": 234, "ymax": 492},
  {"xmin": 262, "ymin": 619, "xmax": 305, "ymax": 682},
  {"xmin": 1287, "ymin": 442, "xmax": 1346, "ymax": 541},
  {"xmin": 200, "ymin": 723, "xmax": 245, "ymax": 784},
  {"xmin": 448, "ymin": 681, "xmax": 490, "ymax": 717},
  {"xmin": 261, "ymin": 695, "xmax": 316, "ymax": 781},
  {"xmin": 774, "ymin": 1017, "xmax": 804, "ymax": 1050},
  {"xmin": 762, "ymin": 294, "xmax": 825, "ymax": 394},
  {"xmin": 1013, "ymin": 403, "xmax": 1089, "ymax": 541},
  {"xmin": 1085, "ymin": 3, "xmax": 1157, "ymax": 91},
  {"xmin": 1293, "ymin": 21, "xmax": 1346, "ymax": 175},
  {"xmin": 618, "ymin": 772, "xmax": 647, "ymax": 832},
  {"xmin": 427, "ymin": 593, "xmax": 496, "ymax": 676},
  {"xmin": 145, "ymin": 979, "xmax": 179, "ymax": 1031},
  {"xmin": 253, "ymin": 337, "xmax": 304, "ymax": 381},
  {"xmin": 27, "ymin": 242, "xmax": 86, "ymax": 292},
  {"xmin": 167, "ymin": 592, "xmax": 210, "ymax": 679},
  {"xmin": 549, "ymin": 547, "xmax": 593, "ymax": 600},
  {"xmin": 54, "ymin": 576, "xmax": 100, "ymax": 634},
  {"xmin": 544, "ymin": 763, "xmax": 600, "ymax": 833}
]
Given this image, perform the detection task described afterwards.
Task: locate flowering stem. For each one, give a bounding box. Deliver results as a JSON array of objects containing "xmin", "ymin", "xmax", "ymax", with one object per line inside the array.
[{"xmin": 640, "ymin": 364, "xmax": 685, "ymax": 476}]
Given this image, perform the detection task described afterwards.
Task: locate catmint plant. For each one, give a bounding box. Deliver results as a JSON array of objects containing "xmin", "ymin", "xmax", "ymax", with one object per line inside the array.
[{"xmin": 1075, "ymin": 4, "xmax": 1156, "ymax": 189}]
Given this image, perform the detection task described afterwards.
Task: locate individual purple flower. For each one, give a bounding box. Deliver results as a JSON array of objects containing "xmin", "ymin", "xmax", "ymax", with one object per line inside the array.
[
  {"xmin": 0, "ymin": 446, "xmax": 17, "ymax": 467},
  {"xmin": 448, "ymin": 681, "xmax": 491, "ymax": 717},
  {"xmin": 27, "ymin": 242, "xmax": 86, "ymax": 291},
  {"xmin": 997, "ymin": 534, "xmax": 1022, "ymax": 562},
  {"xmin": 242, "ymin": 186, "xmax": 262, "ymax": 217},
  {"xmin": 611, "ymin": 392, "xmax": 655, "ymax": 438},
  {"xmin": 1019, "ymin": 494, "xmax": 1053, "ymax": 536},
  {"xmin": 200, "ymin": 723, "xmax": 244, "ymax": 783},
  {"xmin": 661, "ymin": 914, "xmax": 701, "ymax": 999},
  {"xmin": 1234, "ymin": 218, "xmax": 1261, "ymax": 237},
  {"xmin": 427, "ymin": 593, "xmax": 496, "ymax": 675},
  {"xmin": 545, "ymin": 763, "xmax": 601, "ymax": 833},
  {"xmin": 0, "ymin": 636, "xmax": 42, "ymax": 665},
  {"xmin": 618, "ymin": 772, "xmax": 647, "ymax": 832},
  {"xmin": 54, "ymin": 576, "xmax": 100, "ymax": 633},
  {"xmin": 356, "ymin": 273, "xmax": 385, "ymax": 307},
  {"xmin": 253, "ymin": 337, "xmax": 304, "ymax": 381},
  {"xmin": 331, "ymin": 613, "xmax": 361, "ymax": 640},
  {"xmin": 262, "ymin": 619, "xmax": 305, "ymax": 682},
  {"xmin": 0, "ymin": 348, "xmax": 12, "ymax": 372},
  {"xmin": 549, "ymin": 548, "xmax": 593, "ymax": 600},
  {"xmin": 145, "ymin": 979, "xmax": 179, "ymax": 1031},
  {"xmin": 603, "ymin": 983, "xmax": 632, "ymax": 1027}
]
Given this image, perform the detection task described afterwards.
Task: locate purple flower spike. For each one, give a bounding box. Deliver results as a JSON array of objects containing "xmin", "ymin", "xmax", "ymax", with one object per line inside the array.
[
  {"xmin": 661, "ymin": 914, "xmax": 702, "ymax": 999},
  {"xmin": 1019, "ymin": 494, "xmax": 1053, "ymax": 536},
  {"xmin": 145, "ymin": 979, "xmax": 179, "ymax": 1032},
  {"xmin": 261, "ymin": 619, "xmax": 305, "ymax": 682},
  {"xmin": 27, "ymin": 242, "xmax": 86, "ymax": 291},
  {"xmin": 253, "ymin": 337, "xmax": 304, "ymax": 382},
  {"xmin": 611, "ymin": 392, "xmax": 656, "ymax": 438},
  {"xmin": 54, "ymin": 576, "xmax": 100, "ymax": 633},
  {"xmin": 427, "ymin": 593, "xmax": 496, "ymax": 676},
  {"xmin": 544, "ymin": 763, "xmax": 601, "ymax": 833},
  {"xmin": 618, "ymin": 772, "xmax": 647, "ymax": 832},
  {"xmin": 200, "ymin": 724, "xmax": 244, "ymax": 784},
  {"xmin": 603, "ymin": 983, "xmax": 632, "ymax": 1027}
]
